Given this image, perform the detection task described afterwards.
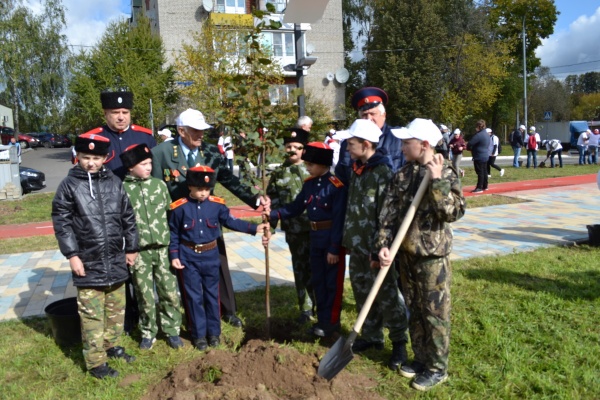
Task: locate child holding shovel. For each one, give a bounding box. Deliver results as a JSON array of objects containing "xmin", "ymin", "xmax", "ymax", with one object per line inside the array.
[{"xmin": 377, "ymin": 118, "xmax": 465, "ymax": 391}]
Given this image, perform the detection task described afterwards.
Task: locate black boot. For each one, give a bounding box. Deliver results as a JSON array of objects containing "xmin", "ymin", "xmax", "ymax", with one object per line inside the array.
[
  {"xmin": 89, "ymin": 363, "xmax": 119, "ymax": 379},
  {"xmin": 388, "ymin": 341, "xmax": 408, "ymax": 371},
  {"xmin": 106, "ymin": 346, "xmax": 136, "ymax": 363}
]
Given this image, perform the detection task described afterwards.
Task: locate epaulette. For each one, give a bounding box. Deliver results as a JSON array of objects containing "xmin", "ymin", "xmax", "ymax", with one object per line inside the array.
[
  {"xmin": 329, "ymin": 176, "xmax": 344, "ymax": 188},
  {"xmin": 82, "ymin": 127, "xmax": 104, "ymax": 136},
  {"xmin": 170, "ymin": 198, "xmax": 188, "ymax": 210},
  {"xmin": 130, "ymin": 125, "xmax": 153, "ymax": 135},
  {"xmin": 304, "ymin": 176, "xmax": 316, "ymax": 182},
  {"xmin": 208, "ymin": 195, "xmax": 226, "ymax": 205}
]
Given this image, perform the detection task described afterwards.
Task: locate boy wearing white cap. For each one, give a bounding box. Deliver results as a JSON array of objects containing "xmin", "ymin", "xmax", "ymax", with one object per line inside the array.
[
  {"xmin": 376, "ymin": 118, "xmax": 465, "ymax": 391},
  {"xmin": 341, "ymin": 119, "xmax": 409, "ymax": 371}
]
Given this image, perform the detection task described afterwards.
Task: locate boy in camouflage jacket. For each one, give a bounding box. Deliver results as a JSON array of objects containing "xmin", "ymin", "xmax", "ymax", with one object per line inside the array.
[
  {"xmin": 120, "ymin": 144, "xmax": 183, "ymax": 350},
  {"xmin": 341, "ymin": 119, "xmax": 409, "ymax": 371},
  {"xmin": 266, "ymin": 128, "xmax": 315, "ymax": 323},
  {"xmin": 377, "ymin": 119, "xmax": 465, "ymax": 391}
]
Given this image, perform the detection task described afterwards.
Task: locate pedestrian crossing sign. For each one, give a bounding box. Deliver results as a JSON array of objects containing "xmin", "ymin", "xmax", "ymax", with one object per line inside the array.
[{"xmin": 544, "ymin": 111, "xmax": 552, "ymax": 120}]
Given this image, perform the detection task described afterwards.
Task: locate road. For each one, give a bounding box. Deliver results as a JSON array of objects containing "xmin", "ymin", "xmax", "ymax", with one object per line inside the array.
[{"xmin": 21, "ymin": 146, "xmax": 72, "ymax": 193}]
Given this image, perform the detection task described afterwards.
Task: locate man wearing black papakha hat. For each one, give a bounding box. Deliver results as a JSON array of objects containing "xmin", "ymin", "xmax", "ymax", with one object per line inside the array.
[
  {"xmin": 81, "ymin": 91, "xmax": 157, "ymax": 180},
  {"xmin": 335, "ymin": 86, "xmax": 404, "ymax": 185}
]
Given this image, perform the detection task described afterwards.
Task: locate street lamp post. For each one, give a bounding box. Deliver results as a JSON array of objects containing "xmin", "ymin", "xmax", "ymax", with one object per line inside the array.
[{"xmin": 523, "ymin": 16, "xmax": 528, "ymax": 130}]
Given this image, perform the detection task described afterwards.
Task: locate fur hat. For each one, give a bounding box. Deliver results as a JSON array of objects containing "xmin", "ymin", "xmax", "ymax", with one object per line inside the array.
[
  {"xmin": 187, "ymin": 166, "xmax": 216, "ymax": 188},
  {"xmin": 301, "ymin": 142, "xmax": 333, "ymax": 166},
  {"xmin": 75, "ymin": 133, "xmax": 110, "ymax": 155},
  {"xmin": 120, "ymin": 144, "xmax": 152, "ymax": 169},
  {"xmin": 100, "ymin": 91, "xmax": 133, "ymax": 109},
  {"xmin": 283, "ymin": 128, "xmax": 309, "ymax": 144}
]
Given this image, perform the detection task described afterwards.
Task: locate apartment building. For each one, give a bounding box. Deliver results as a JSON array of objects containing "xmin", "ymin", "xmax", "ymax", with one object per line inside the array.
[{"xmin": 131, "ymin": 0, "xmax": 346, "ymax": 119}]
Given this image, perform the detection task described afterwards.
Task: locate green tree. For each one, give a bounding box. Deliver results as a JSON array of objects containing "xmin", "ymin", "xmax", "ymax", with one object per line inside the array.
[
  {"xmin": 0, "ymin": 0, "xmax": 70, "ymax": 133},
  {"xmin": 571, "ymin": 93, "xmax": 600, "ymax": 121},
  {"xmin": 528, "ymin": 67, "xmax": 571, "ymax": 123},
  {"xmin": 67, "ymin": 13, "xmax": 177, "ymax": 133}
]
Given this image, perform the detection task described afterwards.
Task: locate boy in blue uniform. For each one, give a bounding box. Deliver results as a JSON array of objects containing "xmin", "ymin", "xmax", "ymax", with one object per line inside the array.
[
  {"xmin": 268, "ymin": 142, "xmax": 347, "ymax": 338},
  {"xmin": 169, "ymin": 166, "xmax": 270, "ymax": 350}
]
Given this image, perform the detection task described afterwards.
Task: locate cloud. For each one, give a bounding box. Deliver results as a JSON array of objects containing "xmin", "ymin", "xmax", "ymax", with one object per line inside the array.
[{"xmin": 537, "ymin": 6, "xmax": 600, "ymax": 78}]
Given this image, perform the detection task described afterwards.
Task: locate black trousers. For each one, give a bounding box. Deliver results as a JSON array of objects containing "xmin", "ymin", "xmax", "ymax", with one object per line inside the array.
[{"xmin": 473, "ymin": 160, "xmax": 488, "ymax": 190}]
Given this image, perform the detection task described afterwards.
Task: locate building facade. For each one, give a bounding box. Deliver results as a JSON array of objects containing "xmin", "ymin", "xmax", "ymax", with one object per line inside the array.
[{"xmin": 131, "ymin": 0, "xmax": 346, "ymax": 120}]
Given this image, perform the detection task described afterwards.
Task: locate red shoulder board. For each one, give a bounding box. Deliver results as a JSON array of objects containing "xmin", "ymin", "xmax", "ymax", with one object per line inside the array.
[
  {"xmin": 329, "ymin": 176, "xmax": 344, "ymax": 188},
  {"xmin": 82, "ymin": 127, "xmax": 104, "ymax": 136},
  {"xmin": 304, "ymin": 176, "xmax": 316, "ymax": 182},
  {"xmin": 170, "ymin": 198, "xmax": 188, "ymax": 210},
  {"xmin": 208, "ymin": 196, "xmax": 226, "ymax": 205},
  {"xmin": 130, "ymin": 125, "xmax": 153, "ymax": 135}
]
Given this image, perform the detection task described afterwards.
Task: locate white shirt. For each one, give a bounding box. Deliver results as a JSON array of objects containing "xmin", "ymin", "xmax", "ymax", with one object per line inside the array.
[
  {"xmin": 588, "ymin": 132, "xmax": 599, "ymax": 147},
  {"xmin": 218, "ymin": 136, "xmax": 234, "ymax": 159},
  {"xmin": 577, "ymin": 132, "xmax": 589, "ymax": 146}
]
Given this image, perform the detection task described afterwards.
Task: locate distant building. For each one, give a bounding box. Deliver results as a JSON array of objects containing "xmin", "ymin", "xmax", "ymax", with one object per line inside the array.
[
  {"xmin": 131, "ymin": 0, "xmax": 346, "ymax": 120},
  {"xmin": 0, "ymin": 105, "xmax": 14, "ymax": 129}
]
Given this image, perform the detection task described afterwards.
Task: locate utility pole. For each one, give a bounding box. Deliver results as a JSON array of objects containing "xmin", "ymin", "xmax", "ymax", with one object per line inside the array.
[{"xmin": 522, "ymin": 16, "xmax": 528, "ymax": 130}]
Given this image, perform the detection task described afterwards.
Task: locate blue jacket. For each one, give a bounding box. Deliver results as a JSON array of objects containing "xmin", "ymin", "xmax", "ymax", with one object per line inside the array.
[
  {"xmin": 270, "ymin": 172, "xmax": 347, "ymax": 255},
  {"xmin": 467, "ymin": 129, "xmax": 490, "ymax": 162},
  {"xmin": 335, "ymin": 122, "xmax": 401, "ymax": 185}
]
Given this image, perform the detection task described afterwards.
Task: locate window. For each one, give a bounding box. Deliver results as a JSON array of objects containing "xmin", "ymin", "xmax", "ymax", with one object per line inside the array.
[
  {"xmin": 266, "ymin": 0, "xmax": 287, "ymax": 13},
  {"xmin": 268, "ymin": 84, "xmax": 295, "ymax": 105},
  {"xmin": 261, "ymin": 32, "xmax": 295, "ymax": 57},
  {"xmin": 215, "ymin": 0, "xmax": 246, "ymax": 14}
]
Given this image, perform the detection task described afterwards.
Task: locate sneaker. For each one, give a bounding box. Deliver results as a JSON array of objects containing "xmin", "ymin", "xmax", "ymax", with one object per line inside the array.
[
  {"xmin": 388, "ymin": 341, "xmax": 408, "ymax": 371},
  {"xmin": 89, "ymin": 363, "xmax": 119, "ymax": 379},
  {"xmin": 308, "ymin": 323, "xmax": 340, "ymax": 338},
  {"xmin": 411, "ymin": 369, "xmax": 448, "ymax": 391},
  {"xmin": 207, "ymin": 335, "xmax": 220, "ymax": 347},
  {"xmin": 351, "ymin": 339, "xmax": 384, "ymax": 353},
  {"xmin": 487, "ymin": 174, "xmax": 491, "ymax": 178},
  {"xmin": 194, "ymin": 338, "xmax": 208, "ymax": 351},
  {"xmin": 106, "ymin": 346, "xmax": 136, "ymax": 363},
  {"xmin": 167, "ymin": 336, "xmax": 184, "ymax": 349},
  {"xmin": 471, "ymin": 188, "xmax": 483, "ymax": 193},
  {"xmin": 500, "ymin": 169, "xmax": 505, "ymax": 177},
  {"xmin": 399, "ymin": 361, "xmax": 425, "ymax": 378},
  {"xmin": 222, "ymin": 313, "xmax": 243, "ymax": 328},
  {"xmin": 139, "ymin": 337, "xmax": 156, "ymax": 350}
]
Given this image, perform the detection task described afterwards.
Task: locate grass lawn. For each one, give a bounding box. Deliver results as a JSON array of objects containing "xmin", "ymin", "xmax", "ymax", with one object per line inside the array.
[{"xmin": 1, "ymin": 245, "xmax": 598, "ymax": 398}]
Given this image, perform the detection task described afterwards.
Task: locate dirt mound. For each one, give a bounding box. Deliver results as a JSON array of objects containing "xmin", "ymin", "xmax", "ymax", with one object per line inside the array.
[{"xmin": 143, "ymin": 339, "xmax": 385, "ymax": 400}]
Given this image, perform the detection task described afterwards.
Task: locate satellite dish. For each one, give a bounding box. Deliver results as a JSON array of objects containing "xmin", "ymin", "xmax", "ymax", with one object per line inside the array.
[
  {"xmin": 306, "ymin": 43, "xmax": 316, "ymax": 56},
  {"xmin": 335, "ymin": 68, "xmax": 349, "ymax": 83},
  {"xmin": 202, "ymin": 0, "xmax": 213, "ymax": 12},
  {"xmin": 326, "ymin": 72, "xmax": 335, "ymax": 82}
]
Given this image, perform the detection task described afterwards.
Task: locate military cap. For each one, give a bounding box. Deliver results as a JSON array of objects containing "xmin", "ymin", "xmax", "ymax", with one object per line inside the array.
[
  {"xmin": 283, "ymin": 127, "xmax": 309, "ymax": 144},
  {"xmin": 75, "ymin": 133, "xmax": 111, "ymax": 155},
  {"xmin": 100, "ymin": 91, "xmax": 133, "ymax": 109},
  {"xmin": 301, "ymin": 142, "xmax": 333, "ymax": 166},
  {"xmin": 187, "ymin": 165, "xmax": 216, "ymax": 188},
  {"xmin": 120, "ymin": 143, "xmax": 153, "ymax": 169},
  {"xmin": 351, "ymin": 87, "xmax": 388, "ymax": 111}
]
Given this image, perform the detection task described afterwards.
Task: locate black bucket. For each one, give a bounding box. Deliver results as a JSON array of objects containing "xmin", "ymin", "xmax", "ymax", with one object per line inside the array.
[
  {"xmin": 45, "ymin": 297, "xmax": 82, "ymax": 347},
  {"xmin": 587, "ymin": 225, "xmax": 600, "ymax": 247}
]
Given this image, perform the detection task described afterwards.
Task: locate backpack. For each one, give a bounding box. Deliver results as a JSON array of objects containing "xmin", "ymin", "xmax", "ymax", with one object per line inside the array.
[{"xmin": 527, "ymin": 134, "xmax": 537, "ymax": 150}]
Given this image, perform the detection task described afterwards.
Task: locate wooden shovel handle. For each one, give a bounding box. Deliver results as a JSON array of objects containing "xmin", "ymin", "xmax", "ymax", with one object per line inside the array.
[{"xmin": 351, "ymin": 171, "xmax": 431, "ymax": 334}]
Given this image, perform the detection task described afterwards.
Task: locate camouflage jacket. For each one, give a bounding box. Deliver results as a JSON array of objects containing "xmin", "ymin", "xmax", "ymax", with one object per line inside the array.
[
  {"xmin": 266, "ymin": 160, "xmax": 310, "ymax": 234},
  {"xmin": 123, "ymin": 175, "xmax": 171, "ymax": 249},
  {"xmin": 342, "ymin": 150, "xmax": 392, "ymax": 257},
  {"xmin": 376, "ymin": 161, "xmax": 465, "ymax": 257}
]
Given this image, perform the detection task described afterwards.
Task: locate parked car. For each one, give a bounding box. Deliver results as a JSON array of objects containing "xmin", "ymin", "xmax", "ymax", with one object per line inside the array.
[
  {"xmin": 0, "ymin": 126, "xmax": 41, "ymax": 148},
  {"xmin": 37, "ymin": 133, "xmax": 72, "ymax": 148},
  {"xmin": 20, "ymin": 166, "xmax": 46, "ymax": 194}
]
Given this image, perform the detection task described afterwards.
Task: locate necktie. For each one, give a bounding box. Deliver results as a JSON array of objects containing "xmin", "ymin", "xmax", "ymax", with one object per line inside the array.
[{"xmin": 187, "ymin": 151, "xmax": 196, "ymax": 167}]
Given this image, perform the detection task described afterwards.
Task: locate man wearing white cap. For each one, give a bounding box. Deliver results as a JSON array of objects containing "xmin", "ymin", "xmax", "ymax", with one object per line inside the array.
[
  {"xmin": 151, "ymin": 108, "xmax": 269, "ymax": 328},
  {"xmin": 159, "ymin": 128, "xmax": 173, "ymax": 142},
  {"xmin": 436, "ymin": 124, "xmax": 450, "ymax": 160},
  {"xmin": 509, "ymin": 125, "xmax": 525, "ymax": 168}
]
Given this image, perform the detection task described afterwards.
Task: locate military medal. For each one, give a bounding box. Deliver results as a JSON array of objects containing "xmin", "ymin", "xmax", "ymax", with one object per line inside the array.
[
  {"xmin": 173, "ymin": 169, "xmax": 180, "ymax": 182},
  {"xmin": 164, "ymin": 169, "xmax": 171, "ymax": 182}
]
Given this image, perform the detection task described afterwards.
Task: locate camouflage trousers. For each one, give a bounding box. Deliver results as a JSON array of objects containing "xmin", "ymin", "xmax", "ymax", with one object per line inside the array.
[
  {"xmin": 349, "ymin": 251, "xmax": 408, "ymax": 343},
  {"xmin": 77, "ymin": 283, "xmax": 125, "ymax": 370},
  {"xmin": 285, "ymin": 232, "xmax": 315, "ymax": 313},
  {"xmin": 397, "ymin": 253, "xmax": 452, "ymax": 372},
  {"xmin": 131, "ymin": 246, "xmax": 182, "ymax": 339}
]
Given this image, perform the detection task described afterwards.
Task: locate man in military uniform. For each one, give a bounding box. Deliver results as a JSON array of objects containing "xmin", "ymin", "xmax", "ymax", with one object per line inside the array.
[
  {"xmin": 335, "ymin": 86, "xmax": 404, "ymax": 185},
  {"xmin": 267, "ymin": 127, "xmax": 314, "ymax": 323},
  {"xmin": 151, "ymin": 108, "xmax": 268, "ymax": 328}
]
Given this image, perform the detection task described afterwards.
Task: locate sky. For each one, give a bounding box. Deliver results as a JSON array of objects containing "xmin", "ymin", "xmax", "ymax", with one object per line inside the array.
[{"xmin": 22, "ymin": 0, "xmax": 600, "ymax": 80}]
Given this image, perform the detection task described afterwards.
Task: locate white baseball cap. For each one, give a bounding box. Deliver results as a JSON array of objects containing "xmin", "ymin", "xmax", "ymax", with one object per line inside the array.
[
  {"xmin": 346, "ymin": 119, "xmax": 382, "ymax": 142},
  {"xmin": 529, "ymin": 126, "xmax": 536, "ymax": 132},
  {"xmin": 486, "ymin": 128, "xmax": 492, "ymax": 133},
  {"xmin": 519, "ymin": 125, "xmax": 526, "ymax": 130},
  {"xmin": 453, "ymin": 128, "xmax": 461, "ymax": 135},
  {"xmin": 158, "ymin": 128, "xmax": 172, "ymax": 138},
  {"xmin": 176, "ymin": 108, "xmax": 212, "ymax": 130},
  {"xmin": 391, "ymin": 118, "xmax": 442, "ymax": 145},
  {"xmin": 440, "ymin": 124, "xmax": 448, "ymax": 131}
]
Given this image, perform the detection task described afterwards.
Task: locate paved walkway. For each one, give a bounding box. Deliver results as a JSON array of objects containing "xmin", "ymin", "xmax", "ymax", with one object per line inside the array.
[{"xmin": 1, "ymin": 179, "xmax": 598, "ymax": 321}]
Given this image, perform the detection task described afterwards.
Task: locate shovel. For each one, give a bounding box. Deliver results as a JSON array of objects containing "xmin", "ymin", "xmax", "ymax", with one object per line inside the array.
[{"xmin": 317, "ymin": 171, "xmax": 431, "ymax": 380}]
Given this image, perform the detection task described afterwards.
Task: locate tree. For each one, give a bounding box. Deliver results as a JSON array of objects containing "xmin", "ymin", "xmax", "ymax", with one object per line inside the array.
[
  {"xmin": 67, "ymin": 13, "xmax": 177, "ymax": 133},
  {"xmin": 528, "ymin": 67, "xmax": 570, "ymax": 123},
  {"xmin": 571, "ymin": 93, "xmax": 600, "ymax": 121},
  {"xmin": 0, "ymin": 0, "xmax": 70, "ymax": 133}
]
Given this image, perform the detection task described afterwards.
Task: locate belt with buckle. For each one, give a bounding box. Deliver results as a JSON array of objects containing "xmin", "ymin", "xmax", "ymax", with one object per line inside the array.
[
  {"xmin": 310, "ymin": 220, "xmax": 332, "ymax": 230},
  {"xmin": 182, "ymin": 239, "xmax": 218, "ymax": 253}
]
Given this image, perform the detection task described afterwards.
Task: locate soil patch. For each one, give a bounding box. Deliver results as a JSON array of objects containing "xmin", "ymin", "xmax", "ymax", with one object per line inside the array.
[{"xmin": 142, "ymin": 339, "xmax": 385, "ymax": 400}]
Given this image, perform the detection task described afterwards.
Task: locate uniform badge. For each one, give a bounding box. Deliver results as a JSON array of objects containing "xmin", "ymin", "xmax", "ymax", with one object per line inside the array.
[
  {"xmin": 291, "ymin": 131, "xmax": 297, "ymax": 137},
  {"xmin": 118, "ymin": 97, "xmax": 123, "ymax": 104},
  {"xmin": 89, "ymin": 143, "xmax": 95, "ymax": 150}
]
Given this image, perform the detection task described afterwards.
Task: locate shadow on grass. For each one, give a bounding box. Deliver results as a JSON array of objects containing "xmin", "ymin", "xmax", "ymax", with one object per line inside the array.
[{"xmin": 462, "ymin": 268, "xmax": 600, "ymax": 300}]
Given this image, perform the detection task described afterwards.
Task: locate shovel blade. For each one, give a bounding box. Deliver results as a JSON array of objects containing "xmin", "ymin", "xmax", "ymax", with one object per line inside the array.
[{"xmin": 317, "ymin": 336, "xmax": 355, "ymax": 380}]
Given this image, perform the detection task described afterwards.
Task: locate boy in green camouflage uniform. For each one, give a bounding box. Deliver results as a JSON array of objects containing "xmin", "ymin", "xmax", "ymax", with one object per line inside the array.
[
  {"xmin": 267, "ymin": 128, "xmax": 315, "ymax": 322},
  {"xmin": 377, "ymin": 119, "xmax": 465, "ymax": 391},
  {"xmin": 52, "ymin": 133, "xmax": 138, "ymax": 379},
  {"xmin": 340, "ymin": 119, "xmax": 409, "ymax": 371},
  {"xmin": 120, "ymin": 144, "xmax": 183, "ymax": 350}
]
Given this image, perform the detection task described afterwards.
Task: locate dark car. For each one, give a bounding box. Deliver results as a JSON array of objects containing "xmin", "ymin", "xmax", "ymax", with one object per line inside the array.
[
  {"xmin": 37, "ymin": 133, "xmax": 72, "ymax": 148},
  {"xmin": 0, "ymin": 126, "xmax": 41, "ymax": 148},
  {"xmin": 20, "ymin": 166, "xmax": 46, "ymax": 194}
]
